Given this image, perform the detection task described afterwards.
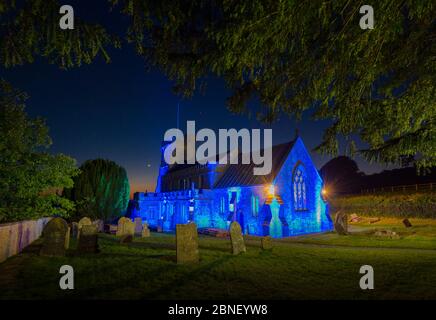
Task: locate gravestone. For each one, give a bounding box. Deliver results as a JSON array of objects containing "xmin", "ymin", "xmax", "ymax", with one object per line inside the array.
[
  {"xmin": 120, "ymin": 234, "xmax": 133, "ymax": 244},
  {"xmin": 134, "ymin": 217, "xmax": 143, "ymax": 236},
  {"xmin": 71, "ymin": 222, "xmax": 79, "ymax": 239},
  {"xmin": 403, "ymin": 218, "xmax": 412, "ymax": 228},
  {"xmin": 40, "ymin": 217, "xmax": 69, "ymax": 257},
  {"xmin": 142, "ymin": 223, "xmax": 151, "ymax": 238},
  {"xmin": 78, "ymin": 217, "xmax": 92, "ymax": 239},
  {"xmin": 108, "ymin": 224, "xmax": 118, "ymax": 234},
  {"xmin": 229, "ymin": 221, "xmax": 246, "ymax": 255},
  {"xmin": 261, "ymin": 236, "xmax": 273, "ymax": 250},
  {"xmin": 92, "ymin": 219, "xmax": 104, "ymax": 233},
  {"xmin": 334, "ymin": 212, "xmax": 348, "ymax": 235},
  {"xmin": 77, "ymin": 224, "xmax": 99, "ymax": 253},
  {"xmin": 116, "ymin": 217, "xmax": 127, "ymax": 236},
  {"xmin": 176, "ymin": 223, "xmax": 199, "ymax": 264},
  {"xmin": 116, "ymin": 217, "xmax": 135, "ymax": 237}
]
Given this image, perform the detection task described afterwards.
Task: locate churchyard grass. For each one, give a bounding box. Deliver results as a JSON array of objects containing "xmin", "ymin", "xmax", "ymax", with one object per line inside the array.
[
  {"xmin": 281, "ymin": 217, "xmax": 436, "ymax": 250},
  {"xmin": 1, "ymin": 217, "xmax": 436, "ymax": 300}
]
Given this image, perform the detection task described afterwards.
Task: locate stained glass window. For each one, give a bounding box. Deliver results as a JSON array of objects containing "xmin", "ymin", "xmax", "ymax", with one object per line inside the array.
[{"xmin": 293, "ymin": 166, "xmax": 307, "ymax": 211}]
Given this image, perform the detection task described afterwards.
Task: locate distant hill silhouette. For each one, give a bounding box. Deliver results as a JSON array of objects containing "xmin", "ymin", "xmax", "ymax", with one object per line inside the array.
[
  {"xmin": 320, "ymin": 156, "xmax": 436, "ymax": 195},
  {"xmin": 362, "ymin": 167, "xmax": 436, "ymax": 190}
]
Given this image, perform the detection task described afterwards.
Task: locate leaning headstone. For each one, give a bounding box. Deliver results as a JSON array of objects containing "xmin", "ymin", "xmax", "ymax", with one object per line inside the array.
[
  {"xmin": 92, "ymin": 219, "xmax": 104, "ymax": 233},
  {"xmin": 369, "ymin": 217, "xmax": 381, "ymax": 224},
  {"xmin": 229, "ymin": 221, "xmax": 246, "ymax": 255},
  {"xmin": 334, "ymin": 212, "xmax": 348, "ymax": 235},
  {"xmin": 78, "ymin": 217, "xmax": 92, "ymax": 239},
  {"xmin": 261, "ymin": 236, "xmax": 273, "ymax": 250},
  {"xmin": 176, "ymin": 223, "xmax": 199, "ymax": 264},
  {"xmin": 134, "ymin": 217, "xmax": 143, "ymax": 236},
  {"xmin": 120, "ymin": 234, "xmax": 133, "ymax": 244},
  {"xmin": 71, "ymin": 222, "xmax": 79, "ymax": 239},
  {"xmin": 116, "ymin": 217, "xmax": 128, "ymax": 236},
  {"xmin": 40, "ymin": 217, "xmax": 69, "ymax": 257},
  {"xmin": 157, "ymin": 222, "xmax": 163, "ymax": 233},
  {"xmin": 403, "ymin": 218, "xmax": 412, "ymax": 228},
  {"xmin": 77, "ymin": 224, "xmax": 99, "ymax": 254},
  {"xmin": 116, "ymin": 217, "xmax": 135, "ymax": 237},
  {"xmin": 142, "ymin": 223, "xmax": 151, "ymax": 238}
]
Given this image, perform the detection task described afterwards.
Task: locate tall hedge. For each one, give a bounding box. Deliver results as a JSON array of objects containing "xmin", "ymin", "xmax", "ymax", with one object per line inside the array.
[
  {"xmin": 64, "ymin": 159, "xmax": 130, "ymax": 222},
  {"xmin": 329, "ymin": 193, "xmax": 436, "ymax": 219}
]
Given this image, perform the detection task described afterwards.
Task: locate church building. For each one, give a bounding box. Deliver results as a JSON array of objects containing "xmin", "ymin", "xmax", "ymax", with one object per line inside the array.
[{"xmin": 130, "ymin": 136, "xmax": 333, "ymax": 238}]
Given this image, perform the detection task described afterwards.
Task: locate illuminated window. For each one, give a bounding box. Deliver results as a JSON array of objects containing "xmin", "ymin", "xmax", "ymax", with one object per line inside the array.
[
  {"xmin": 293, "ymin": 165, "xmax": 307, "ymax": 211},
  {"xmin": 229, "ymin": 192, "xmax": 237, "ymax": 212},
  {"xmin": 251, "ymin": 195, "xmax": 259, "ymax": 217}
]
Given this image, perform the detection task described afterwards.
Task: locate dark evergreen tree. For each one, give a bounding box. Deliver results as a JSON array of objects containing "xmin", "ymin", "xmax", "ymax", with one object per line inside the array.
[
  {"xmin": 320, "ymin": 156, "xmax": 364, "ymax": 195},
  {"xmin": 64, "ymin": 159, "xmax": 130, "ymax": 222}
]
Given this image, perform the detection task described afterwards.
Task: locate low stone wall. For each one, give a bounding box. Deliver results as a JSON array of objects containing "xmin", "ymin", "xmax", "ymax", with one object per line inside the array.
[{"xmin": 0, "ymin": 217, "xmax": 51, "ymax": 263}]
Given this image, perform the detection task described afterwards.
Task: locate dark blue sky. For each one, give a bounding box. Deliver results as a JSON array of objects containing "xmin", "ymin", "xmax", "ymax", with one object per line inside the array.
[{"xmin": 1, "ymin": 1, "xmax": 393, "ymax": 194}]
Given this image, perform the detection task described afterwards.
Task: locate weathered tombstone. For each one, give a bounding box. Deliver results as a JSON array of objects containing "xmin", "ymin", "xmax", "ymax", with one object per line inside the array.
[
  {"xmin": 261, "ymin": 236, "xmax": 273, "ymax": 250},
  {"xmin": 125, "ymin": 220, "xmax": 136, "ymax": 236},
  {"xmin": 109, "ymin": 224, "xmax": 118, "ymax": 234},
  {"xmin": 176, "ymin": 223, "xmax": 199, "ymax": 264},
  {"xmin": 142, "ymin": 223, "xmax": 151, "ymax": 238},
  {"xmin": 77, "ymin": 224, "xmax": 99, "ymax": 254},
  {"xmin": 120, "ymin": 234, "xmax": 133, "ymax": 244},
  {"xmin": 116, "ymin": 217, "xmax": 128, "ymax": 236},
  {"xmin": 78, "ymin": 217, "xmax": 92, "ymax": 239},
  {"xmin": 40, "ymin": 217, "xmax": 69, "ymax": 257},
  {"xmin": 71, "ymin": 222, "xmax": 79, "ymax": 239},
  {"xmin": 403, "ymin": 218, "xmax": 412, "ymax": 228},
  {"xmin": 229, "ymin": 221, "xmax": 246, "ymax": 255},
  {"xmin": 92, "ymin": 219, "xmax": 104, "ymax": 233},
  {"xmin": 116, "ymin": 217, "xmax": 135, "ymax": 237},
  {"xmin": 134, "ymin": 217, "xmax": 143, "ymax": 236},
  {"xmin": 334, "ymin": 212, "xmax": 348, "ymax": 235},
  {"xmin": 369, "ymin": 217, "xmax": 381, "ymax": 224}
]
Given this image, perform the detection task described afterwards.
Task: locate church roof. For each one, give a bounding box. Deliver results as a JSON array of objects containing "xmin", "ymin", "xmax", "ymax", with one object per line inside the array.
[{"xmin": 213, "ymin": 140, "xmax": 296, "ymax": 189}]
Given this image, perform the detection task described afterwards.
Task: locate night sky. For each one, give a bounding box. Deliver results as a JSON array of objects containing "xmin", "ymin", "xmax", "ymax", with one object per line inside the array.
[{"xmin": 1, "ymin": 1, "xmax": 394, "ymax": 196}]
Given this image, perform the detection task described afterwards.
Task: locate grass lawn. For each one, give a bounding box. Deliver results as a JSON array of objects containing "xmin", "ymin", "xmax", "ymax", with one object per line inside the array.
[{"xmin": 1, "ymin": 217, "xmax": 436, "ymax": 300}]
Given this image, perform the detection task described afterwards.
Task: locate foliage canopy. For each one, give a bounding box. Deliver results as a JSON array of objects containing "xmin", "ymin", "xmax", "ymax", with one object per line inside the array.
[
  {"xmin": 1, "ymin": 0, "xmax": 435, "ymax": 169},
  {"xmin": 0, "ymin": 80, "xmax": 79, "ymax": 222}
]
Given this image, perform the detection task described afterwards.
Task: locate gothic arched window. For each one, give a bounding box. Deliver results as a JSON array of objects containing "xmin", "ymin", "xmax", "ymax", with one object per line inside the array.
[{"xmin": 293, "ymin": 165, "xmax": 307, "ymax": 211}]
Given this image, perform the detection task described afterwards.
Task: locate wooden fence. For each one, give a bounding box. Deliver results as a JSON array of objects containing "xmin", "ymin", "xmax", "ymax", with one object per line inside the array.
[{"xmin": 361, "ymin": 182, "xmax": 435, "ymax": 194}]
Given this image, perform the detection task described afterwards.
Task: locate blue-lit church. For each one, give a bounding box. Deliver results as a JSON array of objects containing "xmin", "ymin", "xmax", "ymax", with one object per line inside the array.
[{"xmin": 131, "ymin": 137, "xmax": 333, "ymax": 238}]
